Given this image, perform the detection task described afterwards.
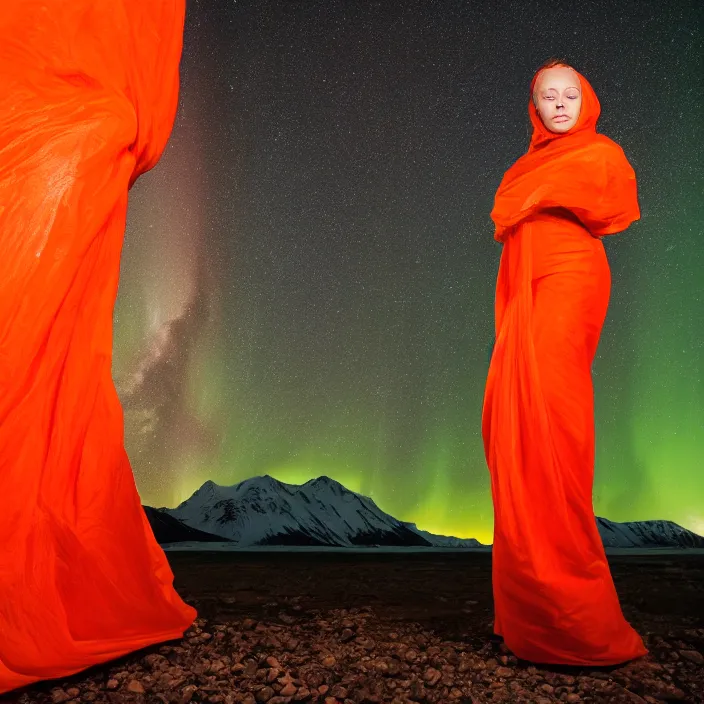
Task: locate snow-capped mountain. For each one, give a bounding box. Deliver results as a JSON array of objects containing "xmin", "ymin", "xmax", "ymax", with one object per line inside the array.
[
  {"xmin": 149, "ymin": 474, "xmax": 704, "ymax": 549},
  {"xmin": 596, "ymin": 516, "xmax": 704, "ymax": 549},
  {"xmin": 159, "ymin": 475, "xmax": 483, "ymax": 548}
]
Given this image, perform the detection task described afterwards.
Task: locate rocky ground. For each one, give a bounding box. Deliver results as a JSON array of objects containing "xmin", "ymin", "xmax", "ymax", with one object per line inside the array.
[{"xmin": 4, "ymin": 551, "xmax": 703, "ymax": 704}]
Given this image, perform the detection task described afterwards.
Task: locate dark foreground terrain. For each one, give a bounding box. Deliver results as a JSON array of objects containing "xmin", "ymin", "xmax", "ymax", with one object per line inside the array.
[{"xmin": 7, "ymin": 551, "xmax": 704, "ymax": 704}]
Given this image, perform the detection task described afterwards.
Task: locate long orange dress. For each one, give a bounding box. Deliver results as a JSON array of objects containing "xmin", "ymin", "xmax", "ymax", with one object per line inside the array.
[
  {"xmin": 481, "ymin": 68, "xmax": 649, "ymax": 665},
  {"xmin": 0, "ymin": 2, "xmax": 196, "ymax": 694}
]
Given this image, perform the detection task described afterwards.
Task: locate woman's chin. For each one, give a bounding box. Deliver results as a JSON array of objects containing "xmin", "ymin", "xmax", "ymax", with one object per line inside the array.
[{"xmin": 546, "ymin": 121, "xmax": 574, "ymax": 134}]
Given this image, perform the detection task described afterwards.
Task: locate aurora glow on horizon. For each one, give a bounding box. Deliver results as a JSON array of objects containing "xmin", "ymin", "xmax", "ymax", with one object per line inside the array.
[{"xmin": 113, "ymin": 0, "xmax": 703, "ymax": 546}]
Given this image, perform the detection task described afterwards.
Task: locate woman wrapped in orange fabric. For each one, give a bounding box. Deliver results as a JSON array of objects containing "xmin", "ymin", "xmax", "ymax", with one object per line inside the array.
[
  {"xmin": 0, "ymin": 1, "xmax": 195, "ymax": 694},
  {"xmin": 482, "ymin": 60, "xmax": 649, "ymax": 665}
]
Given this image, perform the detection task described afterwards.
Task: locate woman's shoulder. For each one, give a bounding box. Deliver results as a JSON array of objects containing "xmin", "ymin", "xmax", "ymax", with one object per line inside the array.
[{"xmin": 590, "ymin": 133, "xmax": 628, "ymax": 158}]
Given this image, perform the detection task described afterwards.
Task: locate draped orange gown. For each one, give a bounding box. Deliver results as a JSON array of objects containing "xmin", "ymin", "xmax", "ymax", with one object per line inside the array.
[
  {"xmin": 482, "ymin": 69, "xmax": 649, "ymax": 665},
  {"xmin": 0, "ymin": 2, "xmax": 196, "ymax": 694}
]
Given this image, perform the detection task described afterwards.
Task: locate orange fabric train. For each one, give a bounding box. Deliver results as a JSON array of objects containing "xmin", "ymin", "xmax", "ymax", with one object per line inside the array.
[
  {"xmin": 0, "ymin": 1, "xmax": 195, "ymax": 694},
  {"xmin": 482, "ymin": 67, "xmax": 648, "ymax": 665}
]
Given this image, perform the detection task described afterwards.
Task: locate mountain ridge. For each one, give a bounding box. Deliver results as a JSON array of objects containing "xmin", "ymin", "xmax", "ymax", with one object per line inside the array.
[{"xmin": 143, "ymin": 475, "xmax": 704, "ymax": 549}]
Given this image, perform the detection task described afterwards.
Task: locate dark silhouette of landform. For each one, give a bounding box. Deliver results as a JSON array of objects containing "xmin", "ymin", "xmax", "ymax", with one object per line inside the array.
[{"xmin": 143, "ymin": 475, "xmax": 704, "ymax": 549}]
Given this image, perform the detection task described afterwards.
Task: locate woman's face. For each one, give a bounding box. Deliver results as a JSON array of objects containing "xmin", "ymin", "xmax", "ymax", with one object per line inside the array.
[{"xmin": 533, "ymin": 66, "xmax": 582, "ymax": 133}]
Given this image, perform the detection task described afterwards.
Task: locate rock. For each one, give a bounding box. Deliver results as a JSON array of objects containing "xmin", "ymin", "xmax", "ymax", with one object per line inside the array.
[
  {"xmin": 357, "ymin": 637, "xmax": 376, "ymax": 651},
  {"xmin": 179, "ymin": 684, "xmax": 199, "ymax": 704},
  {"xmin": 403, "ymin": 648, "xmax": 418, "ymax": 662},
  {"xmin": 209, "ymin": 659, "xmax": 227, "ymax": 673},
  {"xmin": 409, "ymin": 679, "xmax": 426, "ymax": 700},
  {"xmin": 142, "ymin": 653, "xmax": 167, "ymax": 669},
  {"xmin": 329, "ymin": 684, "xmax": 348, "ymax": 698},
  {"xmin": 423, "ymin": 667, "xmax": 441, "ymax": 686},
  {"xmin": 50, "ymin": 690, "xmax": 71, "ymax": 704},
  {"xmin": 280, "ymin": 682, "xmax": 297, "ymax": 696},
  {"xmin": 126, "ymin": 680, "xmax": 145, "ymax": 694},
  {"xmin": 244, "ymin": 660, "xmax": 258, "ymax": 678},
  {"xmin": 255, "ymin": 686, "xmax": 274, "ymax": 702},
  {"xmin": 265, "ymin": 656, "xmax": 281, "ymax": 669},
  {"xmin": 105, "ymin": 679, "xmax": 119, "ymax": 691},
  {"xmin": 680, "ymin": 649, "xmax": 704, "ymax": 665}
]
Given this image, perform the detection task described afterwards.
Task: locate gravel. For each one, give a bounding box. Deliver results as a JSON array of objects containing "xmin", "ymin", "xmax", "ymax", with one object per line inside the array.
[
  {"xmin": 6, "ymin": 605, "xmax": 703, "ymax": 704},
  {"xmin": 4, "ymin": 551, "xmax": 703, "ymax": 704}
]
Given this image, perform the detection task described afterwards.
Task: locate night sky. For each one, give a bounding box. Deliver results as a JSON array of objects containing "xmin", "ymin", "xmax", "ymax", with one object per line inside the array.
[{"xmin": 114, "ymin": 0, "xmax": 703, "ymax": 544}]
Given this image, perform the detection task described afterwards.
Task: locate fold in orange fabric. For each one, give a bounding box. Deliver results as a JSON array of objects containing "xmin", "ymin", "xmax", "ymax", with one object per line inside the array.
[
  {"xmin": 482, "ymin": 67, "xmax": 649, "ymax": 665},
  {"xmin": 0, "ymin": 2, "xmax": 195, "ymax": 694}
]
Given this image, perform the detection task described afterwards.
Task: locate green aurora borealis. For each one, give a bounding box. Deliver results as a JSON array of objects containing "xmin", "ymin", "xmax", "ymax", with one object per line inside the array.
[{"xmin": 113, "ymin": 0, "xmax": 703, "ymax": 546}]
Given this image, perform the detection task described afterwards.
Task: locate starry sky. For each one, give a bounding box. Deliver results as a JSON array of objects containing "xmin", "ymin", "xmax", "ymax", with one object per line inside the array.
[{"xmin": 114, "ymin": 0, "xmax": 703, "ymax": 545}]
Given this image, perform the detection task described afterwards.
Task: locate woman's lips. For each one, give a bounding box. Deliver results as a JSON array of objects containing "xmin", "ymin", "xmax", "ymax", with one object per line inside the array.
[{"xmin": 553, "ymin": 115, "xmax": 570, "ymax": 121}]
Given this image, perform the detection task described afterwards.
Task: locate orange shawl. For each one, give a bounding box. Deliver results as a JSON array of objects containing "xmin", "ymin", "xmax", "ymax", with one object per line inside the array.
[{"xmin": 491, "ymin": 69, "xmax": 640, "ymax": 243}]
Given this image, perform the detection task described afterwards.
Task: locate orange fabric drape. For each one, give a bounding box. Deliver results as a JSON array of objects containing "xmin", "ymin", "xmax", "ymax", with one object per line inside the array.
[
  {"xmin": 481, "ymin": 68, "xmax": 648, "ymax": 665},
  {"xmin": 0, "ymin": 1, "xmax": 195, "ymax": 694}
]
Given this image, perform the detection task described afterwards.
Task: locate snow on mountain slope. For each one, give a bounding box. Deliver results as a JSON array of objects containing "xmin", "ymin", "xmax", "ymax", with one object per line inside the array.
[
  {"xmin": 596, "ymin": 516, "xmax": 704, "ymax": 548},
  {"xmin": 165, "ymin": 475, "xmax": 440, "ymax": 547},
  {"xmin": 162, "ymin": 475, "xmax": 703, "ymax": 549}
]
